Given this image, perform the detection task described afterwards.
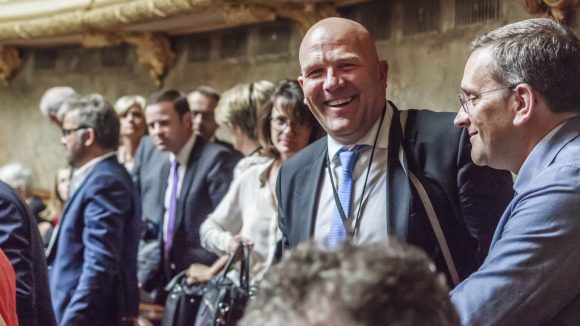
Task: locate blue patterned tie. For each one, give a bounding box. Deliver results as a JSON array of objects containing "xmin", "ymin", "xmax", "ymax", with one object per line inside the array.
[{"xmin": 328, "ymin": 145, "xmax": 366, "ymax": 247}]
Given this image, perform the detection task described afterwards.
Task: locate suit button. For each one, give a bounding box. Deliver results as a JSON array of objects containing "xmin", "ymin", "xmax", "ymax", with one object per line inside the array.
[{"xmin": 170, "ymin": 263, "xmax": 176, "ymax": 270}]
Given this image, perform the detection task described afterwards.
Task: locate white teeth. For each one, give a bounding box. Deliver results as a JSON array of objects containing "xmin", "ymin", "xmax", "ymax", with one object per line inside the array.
[{"xmin": 328, "ymin": 97, "xmax": 352, "ymax": 106}]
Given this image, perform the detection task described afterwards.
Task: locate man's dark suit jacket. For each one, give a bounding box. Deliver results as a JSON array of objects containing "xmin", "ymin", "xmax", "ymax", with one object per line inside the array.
[
  {"xmin": 277, "ymin": 107, "xmax": 514, "ymax": 282},
  {"xmin": 46, "ymin": 156, "xmax": 141, "ymax": 325},
  {"xmin": 140, "ymin": 136, "xmax": 241, "ymax": 291},
  {"xmin": 0, "ymin": 181, "xmax": 56, "ymax": 326}
]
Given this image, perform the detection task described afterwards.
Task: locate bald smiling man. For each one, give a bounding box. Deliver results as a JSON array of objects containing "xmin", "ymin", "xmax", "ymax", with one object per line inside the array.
[{"xmin": 276, "ymin": 17, "xmax": 514, "ymax": 285}]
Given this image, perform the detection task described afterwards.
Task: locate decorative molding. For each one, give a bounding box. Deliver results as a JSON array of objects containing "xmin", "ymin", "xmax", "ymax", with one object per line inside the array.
[
  {"xmin": 275, "ymin": 2, "xmax": 337, "ymax": 35},
  {"xmin": 0, "ymin": 0, "xmax": 216, "ymax": 40},
  {"xmin": 523, "ymin": 0, "xmax": 579, "ymax": 24},
  {"xmin": 222, "ymin": 1, "xmax": 337, "ymax": 35},
  {"xmin": 0, "ymin": 45, "xmax": 21, "ymax": 85},
  {"xmin": 82, "ymin": 31, "xmax": 175, "ymax": 87}
]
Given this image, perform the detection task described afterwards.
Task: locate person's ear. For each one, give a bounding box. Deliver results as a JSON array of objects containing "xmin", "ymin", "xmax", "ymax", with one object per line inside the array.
[
  {"xmin": 512, "ymin": 84, "xmax": 535, "ymax": 127},
  {"xmin": 82, "ymin": 128, "xmax": 96, "ymax": 146},
  {"xmin": 378, "ymin": 59, "xmax": 388, "ymax": 88},
  {"xmin": 183, "ymin": 111, "xmax": 193, "ymax": 129}
]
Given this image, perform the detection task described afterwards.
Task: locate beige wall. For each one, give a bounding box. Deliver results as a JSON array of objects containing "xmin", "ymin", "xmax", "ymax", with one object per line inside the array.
[{"xmin": 0, "ymin": 0, "xmax": 569, "ymax": 189}]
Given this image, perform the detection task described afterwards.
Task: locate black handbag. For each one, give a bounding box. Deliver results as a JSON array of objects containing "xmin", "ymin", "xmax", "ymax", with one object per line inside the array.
[
  {"xmin": 162, "ymin": 270, "xmax": 205, "ymax": 326},
  {"xmin": 195, "ymin": 244, "xmax": 251, "ymax": 326}
]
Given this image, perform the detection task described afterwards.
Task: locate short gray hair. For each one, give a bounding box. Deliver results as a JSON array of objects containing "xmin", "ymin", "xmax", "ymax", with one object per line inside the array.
[
  {"xmin": 59, "ymin": 94, "xmax": 120, "ymax": 150},
  {"xmin": 0, "ymin": 162, "xmax": 32, "ymax": 193},
  {"xmin": 39, "ymin": 86, "xmax": 77, "ymax": 119},
  {"xmin": 241, "ymin": 240, "xmax": 459, "ymax": 326},
  {"xmin": 469, "ymin": 18, "xmax": 580, "ymax": 114}
]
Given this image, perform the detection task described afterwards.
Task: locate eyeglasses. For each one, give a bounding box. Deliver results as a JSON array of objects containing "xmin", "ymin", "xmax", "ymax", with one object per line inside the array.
[
  {"xmin": 457, "ymin": 87, "xmax": 513, "ymax": 114},
  {"xmin": 62, "ymin": 126, "xmax": 89, "ymax": 137},
  {"xmin": 271, "ymin": 116, "xmax": 310, "ymax": 132}
]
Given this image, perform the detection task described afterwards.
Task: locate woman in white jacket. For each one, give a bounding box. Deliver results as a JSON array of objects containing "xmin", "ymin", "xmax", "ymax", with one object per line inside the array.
[{"xmin": 200, "ymin": 80, "xmax": 323, "ymax": 280}]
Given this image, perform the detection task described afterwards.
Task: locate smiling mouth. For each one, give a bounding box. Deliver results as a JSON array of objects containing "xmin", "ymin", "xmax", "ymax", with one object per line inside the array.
[{"xmin": 326, "ymin": 97, "xmax": 353, "ymax": 107}]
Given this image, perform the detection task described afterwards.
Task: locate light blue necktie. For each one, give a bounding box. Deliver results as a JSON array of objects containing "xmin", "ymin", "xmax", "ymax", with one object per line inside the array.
[{"xmin": 328, "ymin": 145, "xmax": 366, "ymax": 247}]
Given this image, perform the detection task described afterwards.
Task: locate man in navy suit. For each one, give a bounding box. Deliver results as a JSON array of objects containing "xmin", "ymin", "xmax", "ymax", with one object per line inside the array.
[
  {"xmin": 0, "ymin": 180, "xmax": 56, "ymax": 326},
  {"xmin": 47, "ymin": 94, "xmax": 140, "ymax": 325},
  {"xmin": 451, "ymin": 18, "xmax": 580, "ymax": 325},
  {"xmin": 139, "ymin": 90, "xmax": 239, "ymax": 297},
  {"xmin": 277, "ymin": 17, "xmax": 514, "ymax": 285}
]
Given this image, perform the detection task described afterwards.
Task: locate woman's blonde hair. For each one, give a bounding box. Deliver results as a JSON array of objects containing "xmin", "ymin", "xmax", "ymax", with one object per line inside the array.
[
  {"xmin": 113, "ymin": 95, "xmax": 146, "ymax": 117},
  {"xmin": 215, "ymin": 80, "xmax": 274, "ymax": 141}
]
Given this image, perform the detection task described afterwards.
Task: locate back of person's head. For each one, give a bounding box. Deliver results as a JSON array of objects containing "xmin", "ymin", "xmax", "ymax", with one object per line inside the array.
[
  {"xmin": 39, "ymin": 86, "xmax": 78, "ymax": 119},
  {"xmin": 0, "ymin": 162, "xmax": 32, "ymax": 195},
  {"xmin": 114, "ymin": 95, "xmax": 146, "ymax": 117},
  {"xmin": 58, "ymin": 94, "xmax": 120, "ymax": 151},
  {"xmin": 242, "ymin": 240, "xmax": 460, "ymax": 326},
  {"xmin": 215, "ymin": 80, "xmax": 275, "ymax": 141},
  {"xmin": 146, "ymin": 89, "xmax": 190, "ymax": 117},
  {"xmin": 469, "ymin": 18, "xmax": 580, "ymax": 114},
  {"xmin": 258, "ymin": 79, "xmax": 323, "ymax": 158}
]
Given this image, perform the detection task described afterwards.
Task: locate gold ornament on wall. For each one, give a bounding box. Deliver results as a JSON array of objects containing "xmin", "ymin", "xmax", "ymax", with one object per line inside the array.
[
  {"xmin": 523, "ymin": 0, "xmax": 579, "ymax": 24},
  {"xmin": 0, "ymin": 45, "xmax": 21, "ymax": 86},
  {"xmin": 82, "ymin": 31, "xmax": 175, "ymax": 87}
]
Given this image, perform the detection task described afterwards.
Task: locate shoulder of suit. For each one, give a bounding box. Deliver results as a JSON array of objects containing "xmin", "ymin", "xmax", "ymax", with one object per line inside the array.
[{"xmin": 282, "ymin": 137, "xmax": 326, "ymax": 171}]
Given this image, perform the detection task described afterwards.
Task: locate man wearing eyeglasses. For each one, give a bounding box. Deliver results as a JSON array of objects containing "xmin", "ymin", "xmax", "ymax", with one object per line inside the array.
[
  {"xmin": 277, "ymin": 17, "xmax": 514, "ymax": 286},
  {"xmin": 451, "ymin": 18, "xmax": 580, "ymax": 325},
  {"xmin": 47, "ymin": 94, "xmax": 141, "ymax": 325}
]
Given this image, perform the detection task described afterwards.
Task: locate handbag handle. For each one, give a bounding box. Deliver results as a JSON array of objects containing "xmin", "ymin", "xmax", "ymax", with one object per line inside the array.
[{"xmin": 217, "ymin": 243, "xmax": 250, "ymax": 291}]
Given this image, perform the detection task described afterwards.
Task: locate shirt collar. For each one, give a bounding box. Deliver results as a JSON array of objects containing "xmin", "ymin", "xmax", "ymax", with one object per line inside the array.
[
  {"xmin": 169, "ymin": 134, "xmax": 196, "ymax": 166},
  {"xmin": 327, "ymin": 101, "xmax": 392, "ymax": 160},
  {"xmin": 71, "ymin": 151, "xmax": 116, "ymax": 193},
  {"xmin": 514, "ymin": 118, "xmax": 572, "ymax": 192}
]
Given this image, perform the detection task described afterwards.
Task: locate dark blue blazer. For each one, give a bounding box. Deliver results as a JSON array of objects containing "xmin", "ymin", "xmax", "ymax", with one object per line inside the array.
[
  {"xmin": 46, "ymin": 156, "xmax": 141, "ymax": 326},
  {"xmin": 0, "ymin": 181, "xmax": 56, "ymax": 326},
  {"xmin": 277, "ymin": 107, "xmax": 514, "ymax": 283}
]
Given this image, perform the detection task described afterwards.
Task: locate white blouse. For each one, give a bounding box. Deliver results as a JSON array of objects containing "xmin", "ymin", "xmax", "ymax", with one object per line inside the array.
[{"xmin": 200, "ymin": 158, "xmax": 279, "ymax": 280}]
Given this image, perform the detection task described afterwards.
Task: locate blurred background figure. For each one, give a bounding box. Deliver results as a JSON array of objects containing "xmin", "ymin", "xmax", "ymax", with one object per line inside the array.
[
  {"xmin": 114, "ymin": 95, "xmax": 148, "ymax": 172},
  {"xmin": 187, "ymin": 86, "xmax": 226, "ymax": 145},
  {"xmin": 241, "ymin": 240, "xmax": 460, "ymax": 326},
  {"xmin": 39, "ymin": 167, "xmax": 71, "ymax": 247},
  {"xmin": 0, "ymin": 162, "xmax": 48, "ymax": 226},
  {"xmin": 200, "ymin": 80, "xmax": 323, "ymax": 281},
  {"xmin": 39, "ymin": 86, "xmax": 78, "ymax": 127}
]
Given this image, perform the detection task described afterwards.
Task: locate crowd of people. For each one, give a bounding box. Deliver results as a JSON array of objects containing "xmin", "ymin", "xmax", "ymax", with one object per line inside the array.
[{"xmin": 0, "ymin": 15, "xmax": 579, "ymax": 326}]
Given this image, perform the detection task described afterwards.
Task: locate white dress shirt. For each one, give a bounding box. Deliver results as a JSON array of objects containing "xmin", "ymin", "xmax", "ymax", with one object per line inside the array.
[
  {"xmin": 314, "ymin": 103, "xmax": 395, "ymax": 245},
  {"xmin": 162, "ymin": 135, "xmax": 196, "ymax": 241}
]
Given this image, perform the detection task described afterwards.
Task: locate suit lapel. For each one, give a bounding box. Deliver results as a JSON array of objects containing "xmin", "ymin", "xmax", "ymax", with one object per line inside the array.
[
  {"xmin": 302, "ymin": 142, "xmax": 327, "ymax": 241},
  {"xmin": 386, "ymin": 102, "xmax": 412, "ymax": 240},
  {"xmin": 46, "ymin": 158, "xmax": 114, "ymax": 260},
  {"xmin": 174, "ymin": 138, "xmax": 204, "ymax": 236}
]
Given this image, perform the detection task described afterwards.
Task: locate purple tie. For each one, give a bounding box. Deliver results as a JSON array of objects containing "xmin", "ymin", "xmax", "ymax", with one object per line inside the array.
[{"xmin": 164, "ymin": 159, "xmax": 179, "ymax": 274}]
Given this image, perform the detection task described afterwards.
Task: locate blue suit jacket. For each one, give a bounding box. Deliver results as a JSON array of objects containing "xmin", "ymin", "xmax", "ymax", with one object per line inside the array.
[
  {"xmin": 0, "ymin": 181, "xmax": 56, "ymax": 326},
  {"xmin": 47, "ymin": 156, "xmax": 141, "ymax": 326},
  {"xmin": 451, "ymin": 116, "xmax": 580, "ymax": 325},
  {"xmin": 277, "ymin": 106, "xmax": 514, "ymax": 282}
]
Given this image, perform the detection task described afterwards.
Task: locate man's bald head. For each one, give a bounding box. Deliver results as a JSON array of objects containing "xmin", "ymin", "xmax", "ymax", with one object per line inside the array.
[
  {"xmin": 39, "ymin": 86, "xmax": 78, "ymax": 126},
  {"xmin": 299, "ymin": 17, "xmax": 380, "ymax": 70},
  {"xmin": 297, "ymin": 17, "xmax": 388, "ymax": 145}
]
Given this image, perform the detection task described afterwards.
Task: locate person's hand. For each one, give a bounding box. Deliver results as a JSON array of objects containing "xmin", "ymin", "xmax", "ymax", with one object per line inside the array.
[
  {"xmin": 228, "ymin": 235, "xmax": 254, "ymax": 253},
  {"xmin": 185, "ymin": 263, "xmax": 213, "ymax": 284}
]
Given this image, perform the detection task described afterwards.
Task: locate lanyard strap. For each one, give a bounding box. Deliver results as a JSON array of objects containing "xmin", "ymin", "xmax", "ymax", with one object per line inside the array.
[{"xmin": 326, "ymin": 106, "xmax": 387, "ymax": 239}]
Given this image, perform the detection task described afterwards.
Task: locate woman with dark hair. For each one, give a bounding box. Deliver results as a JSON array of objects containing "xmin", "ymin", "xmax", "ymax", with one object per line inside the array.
[{"xmin": 200, "ymin": 80, "xmax": 323, "ymax": 280}]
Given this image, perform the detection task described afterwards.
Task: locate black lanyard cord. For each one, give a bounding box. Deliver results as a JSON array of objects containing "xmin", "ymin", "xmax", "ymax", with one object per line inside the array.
[{"xmin": 326, "ymin": 106, "xmax": 387, "ymax": 239}]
